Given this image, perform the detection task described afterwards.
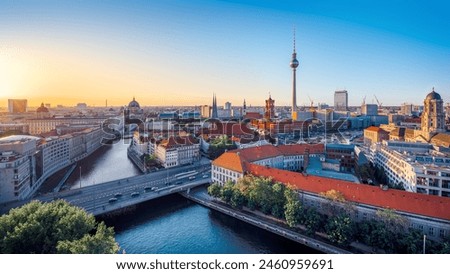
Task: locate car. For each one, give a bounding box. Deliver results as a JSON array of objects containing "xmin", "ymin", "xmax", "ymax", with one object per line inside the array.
[
  {"xmin": 131, "ymin": 192, "xmax": 140, "ymax": 197},
  {"xmin": 108, "ymin": 197, "xmax": 118, "ymax": 203},
  {"xmin": 114, "ymin": 193, "xmax": 123, "ymax": 198},
  {"xmin": 202, "ymin": 174, "xmax": 208, "ymax": 178},
  {"xmin": 151, "ymin": 186, "xmax": 158, "ymax": 191},
  {"xmin": 189, "ymin": 176, "xmax": 196, "ymax": 180},
  {"xmin": 144, "ymin": 186, "xmax": 152, "ymax": 192}
]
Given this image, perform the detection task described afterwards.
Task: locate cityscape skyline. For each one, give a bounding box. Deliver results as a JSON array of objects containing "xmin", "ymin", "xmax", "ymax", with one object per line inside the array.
[{"xmin": 1, "ymin": 1, "xmax": 450, "ymax": 107}]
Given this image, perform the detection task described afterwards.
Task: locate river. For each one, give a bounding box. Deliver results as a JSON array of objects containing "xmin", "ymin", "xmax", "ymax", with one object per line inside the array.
[{"xmin": 67, "ymin": 142, "xmax": 320, "ymax": 254}]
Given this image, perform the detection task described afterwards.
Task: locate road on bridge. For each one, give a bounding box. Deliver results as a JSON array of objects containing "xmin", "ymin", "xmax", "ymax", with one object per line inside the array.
[{"xmin": 1, "ymin": 163, "xmax": 211, "ymax": 216}]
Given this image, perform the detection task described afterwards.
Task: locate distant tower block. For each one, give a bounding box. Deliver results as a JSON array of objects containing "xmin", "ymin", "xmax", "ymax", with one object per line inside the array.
[
  {"xmin": 211, "ymin": 93, "xmax": 218, "ymax": 119},
  {"xmin": 290, "ymin": 28, "xmax": 300, "ymax": 119}
]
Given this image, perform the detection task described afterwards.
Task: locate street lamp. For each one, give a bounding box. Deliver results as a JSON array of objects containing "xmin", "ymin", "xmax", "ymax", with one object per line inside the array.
[
  {"xmin": 423, "ymin": 234, "xmax": 426, "ymax": 254},
  {"xmin": 79, "ymin": 166, "xmax": 82, "ymax": 189}
]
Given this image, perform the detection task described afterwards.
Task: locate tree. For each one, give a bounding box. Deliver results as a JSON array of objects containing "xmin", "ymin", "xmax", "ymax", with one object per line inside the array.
[
  {"xmin": 325, "ymin": 214, "xmax": 354, "ymax": 247},
  {"xmin": 207, "ymin": 183, "xmax": 222, "ymax": 198},
  {"xmin": 208, "ymin": 135, "xmax": 237, "ymax": 159},
  {"xmin": 0, "ymin": 200, "xmax": 119, "ymax": 254},
  {"xmin": 220, "ymin": 181, "xmax": 235, "ymax": 203},
  {"xmin": 144, "ymin": 153, "xmax": 158, "ymax": 168},
  {"xmin": 230, "ymin": 189, "xmax": 246, "ymax": 209},
  {"xmin": 284, "ymin": 200, "xmax": 302, "ymax": 228},
  {"xmin": 396, "ymin": 228, "xmax": 423, "ymax": 254},
  {"xmin": 303, "ymin": 207, "xmax": 323, "ymax": 236},
  {"xmin": 271, "ymin": 183, "xmax": 287, "ymax": 218},
  {"xmin": 56, "ymin": 222, "xmax": 118, "ymax": 254}
]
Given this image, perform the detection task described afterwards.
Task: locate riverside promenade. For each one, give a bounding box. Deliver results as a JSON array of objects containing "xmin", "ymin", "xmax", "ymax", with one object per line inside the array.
[{"xmin": 181, "ymin": 187, "xmax": 352, "ymax": 254}]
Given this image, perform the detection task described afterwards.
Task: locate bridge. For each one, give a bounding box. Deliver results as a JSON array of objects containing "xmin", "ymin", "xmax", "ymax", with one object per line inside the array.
[{"xmin": 1, "ymin": 164, "xmax": 211, "ymax": 216}]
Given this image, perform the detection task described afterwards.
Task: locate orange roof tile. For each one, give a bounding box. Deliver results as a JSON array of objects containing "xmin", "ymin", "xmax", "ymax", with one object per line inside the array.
[
  {"xmin": 212, "ymin": 152, "xmax": 244, "ymax": 173},
  {"xmin": 212, "ymin": 144, "xmax": 325, "ymax": 174},
  {"xmin": 246, "ymin": 163, "xmax": 450, "ymax": 221},
  {"xmin": 365, "ymin": 126, "xmax": 387, "ymax": 133}
]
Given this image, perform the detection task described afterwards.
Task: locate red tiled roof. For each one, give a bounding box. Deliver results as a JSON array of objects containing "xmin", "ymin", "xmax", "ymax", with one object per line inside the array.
[
  {"xmin": 365, "ymin": 126, "xmax": 387, "ymax": 133},
  {"xmin": 246, "ymin": 163, "xmax": 450, "ymax": 221},
  {"xmin": 212, "ymin": 152, "xmax": 244, "ymax": 173},
  {"xmin": 212, "ymin": 144, "xmax": 325, "ymax": 174},
  {"xmin": 159, "ymin": 136, "xmax": 198, "ymax": 149},
  {"xmin": 244, "ymin": 112, "xmax": 263, "ymax": 120}
]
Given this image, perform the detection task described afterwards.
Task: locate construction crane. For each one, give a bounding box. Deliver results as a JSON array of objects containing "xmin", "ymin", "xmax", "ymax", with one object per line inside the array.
[
  {"xmin": 307, "ymin": 95, "xmax": 315, "ymax": 112},
  {"xmin": 374, "ymin": 94, "xmax": 383, "ymax": 108}
]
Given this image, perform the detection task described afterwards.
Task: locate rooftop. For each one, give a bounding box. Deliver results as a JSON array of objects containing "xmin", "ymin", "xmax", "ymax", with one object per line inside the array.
[
  {"xmin": 212, "ymin": 143, "xmax": 325, "ymax": 173},
  {"xmin": 246, "ymin": 163, "xmax": 450, "ymax": 221},
  {"xmin": 0, "ymin": 135, "xmax": 41, "ymax": 144},
  {"xmin": 306, "ymin": 157, "xmax": 360, "ymax": 183},
  {"xmin": 365, "ymin": 126, "xmax": 387, "ymax": 133}
]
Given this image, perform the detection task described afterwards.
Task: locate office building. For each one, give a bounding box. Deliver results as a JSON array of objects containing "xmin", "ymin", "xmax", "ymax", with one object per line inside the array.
[
  {"xmin": 361, "ymin": 104, "xmax": 378, "ymax": 116},
  {"xmin": 334, "ymin": 90, "xmax": 348, "ymax": 111},
  {"xmin": 8, "ymin": 99, "xmax": 28, "ymax": 113}
]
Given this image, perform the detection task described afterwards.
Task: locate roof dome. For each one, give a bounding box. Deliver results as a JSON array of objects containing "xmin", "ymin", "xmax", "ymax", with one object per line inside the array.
[
  {"xmin": 426, "ymin": 88, "xmax": 442, "ymax": 100},
  {"xmin": 128, "ymin": 97, "xmax": 140, "ymax": 108},
  {"xmin": 36, "ymin": 103, "xmax": 49, "ymax": 113}
]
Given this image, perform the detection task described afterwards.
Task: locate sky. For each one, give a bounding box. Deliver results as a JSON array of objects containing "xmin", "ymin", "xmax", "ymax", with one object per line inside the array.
[{"xmin": 0, "ymin": 0, "xmax": 449, "ymax": 107}]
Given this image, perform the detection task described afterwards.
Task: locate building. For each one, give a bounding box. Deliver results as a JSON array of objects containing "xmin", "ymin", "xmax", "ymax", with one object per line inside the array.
[
  {"xmin": 264, "ymin": 94, "xmax": 275, "ymax": 120},
  {"xmin": 212, "ymin": 143, "xmax": 324, "ymax": 185},
  {"xmin": 224, "ymin": 102, "xmax": 231, "ymax": 110},
  {"xmin": 128, "ymin": 97, "xmax": 142, "ymax": 114},
  {"xmin": 334, "ymin": 90, "xmax": 348, "ymax": 111},
  {"xmin": 155, "ymin": 136, "xmax": 200, "ymax": 168},
  {"xmin": 325, "ymin": 144, "xmax": 355, "ymax": 172},
  {"xmin": 373, "ymin": 141, "xmax": 450, "ymax": 198},
  {"xmin": 0, "ymin": 127, "xmax": 105, "ymax": 203},
  {"xmin": 200, "ymin": 105, "xmax": 211, "ymax": 118},
  {"xmin": 430, "ymin": 133, "xmax": 450, "ymax": 148},
  {"xmin": 76, "ymin": 103, "xmax": 87, "ymax": 110},
  {"xmin": 36, "ymin": 103, "xmax": 51, "ymax": 119},
  {"xmin": 25, "ymin": 117, "xmax": 107, "ymax": 135},
  {"xmin": 364, "ymin": 126, "xmax": 389, "ymax": 145},
  {"xmin": 212, "ymin": 143, "xmax": 450, "ymax": 241},
  {"xmin": 401, "ymin": 103, "xmax": 414, "ymax": 116},
  {"xmin": 8, "ymin": 99, "xmax": 28, "ymax": 113},
  {"xmin": 361, "ymin": 104, "xmax": 378, "ymax": 116},
  {"xmin": 0, "ymin": 136, "xmax": 39, "ymax": 202},
  {"xmin": 211, "ymin": 94, "xmax": 218, "ymax": 119},
  {"xmin": 421, "ymin": 88, "xmax": 445, "ymax": 140},
  {"xmin": 248, "ymin": 163, "xmax": 450, "ymax": 241},
  {"xmin": 0, "ymin": 123, "xmax": 29, "ymax": 135}
]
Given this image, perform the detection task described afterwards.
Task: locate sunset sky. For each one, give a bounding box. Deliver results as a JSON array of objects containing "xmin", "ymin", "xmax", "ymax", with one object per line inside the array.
[{"xmin": 1, "ymin": 0, "xmax": 449, "ymax": 107}]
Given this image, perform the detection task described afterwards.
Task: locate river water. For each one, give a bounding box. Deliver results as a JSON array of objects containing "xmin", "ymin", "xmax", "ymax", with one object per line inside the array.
[{"xmin": 70, "ymin": 142, "xmax": 320, "ymax": 254}]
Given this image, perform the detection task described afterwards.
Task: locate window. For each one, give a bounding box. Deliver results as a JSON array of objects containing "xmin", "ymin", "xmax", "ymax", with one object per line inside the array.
[{"xmin": 428, "ymin": 227, "xmax": 434, "ymax": 236}]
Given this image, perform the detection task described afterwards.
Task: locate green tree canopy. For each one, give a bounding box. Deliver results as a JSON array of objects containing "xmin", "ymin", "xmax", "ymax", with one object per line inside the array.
[{"xmin": 0, "ymin": 200, "xmax": 119, "ymax": 254}]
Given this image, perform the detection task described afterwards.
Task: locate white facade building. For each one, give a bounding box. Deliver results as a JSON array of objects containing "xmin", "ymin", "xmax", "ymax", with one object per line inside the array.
[
  {"xmin": 373, "ymin": 141, "xmax": 450, "ymax": 197},
  {"xmin": 212, "ymin": 144, "xmax": 324, "ymax": 186},
  {"xmin": 155, "ymin": 136, "xmax": 200, "ymax": 168},
  {"xmin": 0, "ymin": 128, "xmax": 105, "ymax": 203}
]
